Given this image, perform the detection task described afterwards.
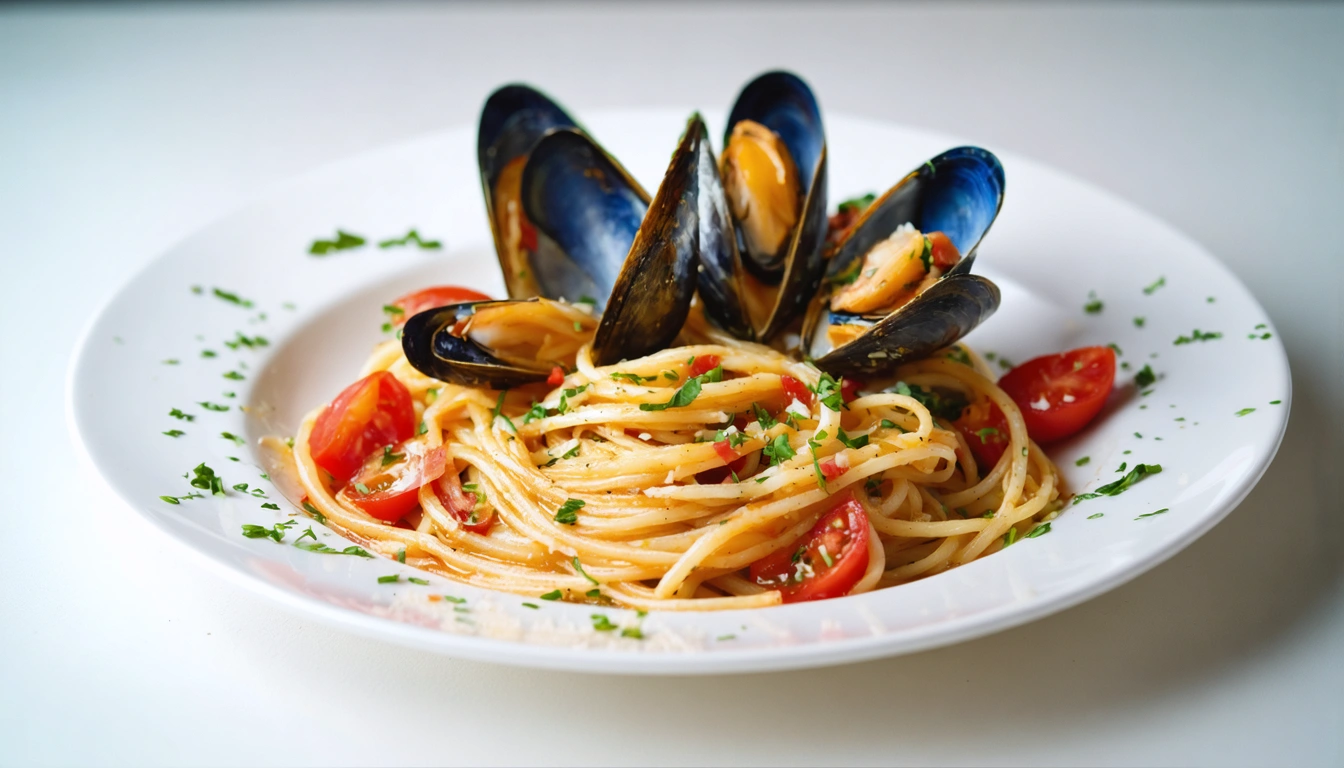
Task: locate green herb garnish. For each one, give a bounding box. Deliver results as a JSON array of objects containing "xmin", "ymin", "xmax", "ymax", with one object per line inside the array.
[
  {"xmin": 377, "ymin": 229, "xmax": 442, "ymax": 249},
  {"xmin": 309, "ymin": 230, "xmax": 366, "ymax": 255},
  {"xmin": 1073, "ymin": 463, "xmax": 1163, "ymax": 503},
  {"xmin": 554, "ymin": 498, "xmax": 585, "ymax": 525},
  {"xmin": 1135, "ymin": 364, "xmax": 1156, "ymax": 388}
]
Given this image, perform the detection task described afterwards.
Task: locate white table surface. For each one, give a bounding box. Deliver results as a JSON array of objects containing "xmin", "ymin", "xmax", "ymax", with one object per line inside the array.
[{"xmin": 3, "ymin": 3, "xmax": 1341, "ymax": 766}]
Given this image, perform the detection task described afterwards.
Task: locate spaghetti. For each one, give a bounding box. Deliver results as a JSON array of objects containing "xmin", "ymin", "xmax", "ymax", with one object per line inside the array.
[{"xmin": 289, "ymin": 312, "xmax": 1062, "ymax": 611}]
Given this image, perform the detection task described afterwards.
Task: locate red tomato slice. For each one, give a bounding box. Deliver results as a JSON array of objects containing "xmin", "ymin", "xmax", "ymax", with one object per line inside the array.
[
  {"xmin": 341, "ymin": 440, "xmax": 447, "ymax": 523},
  {"xmin": 781, "ymin": 375, "xmax": 813, "ymax": 406},
  {"xmin": 953, "ymin": 400, "xmax": 1011, "ymax": 469},
  {"xmin": 749, "ymin": 494, "xmax": 871, "ymax": 603},
  {"xmin": 998, "ymin": 346, "xmax": 1117, "ymax": 443},
  {"xmin": 433, "ymin": 469, "xmax": 494, "ymax": 534},
  {"xmin": 713, "ymin": 439, "xmax": 739, "ymax": 465},
  {"xmin": 547, "ymin": 366, "xmax": 566, "ymax": 387},
  {"xmin": 819, "ymin": 457, "xmax": 848, "ymax": 480},
  {"xmin": 309, "ymin": 372, "xmax": 416, "ymax": 484},
  {"xmin": 391, "ymin": 285, "xmax": 493, "ymax": 325},
  {"xmin": 689, "ymin": 354, "xmax": 722, "ymax": 378},
  {"xmin": 927, "ymin": 231, "xmax": 961, "ymax": 272},
  {"xmin": 840, "ymin": 377, "xmax": 863, "ymax": 404}
]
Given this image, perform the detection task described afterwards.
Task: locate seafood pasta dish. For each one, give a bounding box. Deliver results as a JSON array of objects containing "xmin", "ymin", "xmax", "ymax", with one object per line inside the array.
[{"xmin": 288, "ymin": 73, "xmax": 1119, "ymax": 611}]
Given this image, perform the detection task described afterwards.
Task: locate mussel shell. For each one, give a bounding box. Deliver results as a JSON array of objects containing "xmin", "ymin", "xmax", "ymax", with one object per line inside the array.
[
  {"xmin": 698, "ymin": 71, "xmax": 829, "ymax": 341},
  {"xmin": 826, "ymin": 146, "xmax": 1005, "ymax": 284},
  {"xmin": 589, "ymin": 114, "xmax": 705, "ymax": 365},
  {"xmin": 477, "ymin": 85, "xmax": 579, "ymax": 298},
  {"xmin": 401, "ymin": 300, "xmax": 554, "ymax": 388},
  {"xmin": 521, "ymin": 129, "xmax": 650, "ymax": 313},
  {"xmin": 811, "ymin": 274, "xmax": 1002, "ymax": 377},
  {"xmin": 723, "ymin": 71, "xmax": 828, "ymax": 283}
]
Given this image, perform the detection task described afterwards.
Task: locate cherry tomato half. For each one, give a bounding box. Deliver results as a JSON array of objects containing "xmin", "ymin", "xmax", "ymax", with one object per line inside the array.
[
  {"xmin": 781, "ymin": 375, "xmax": 813, "ymax": 406},
  {"xmin": 749, "ymin": 494, "xmax": 871, "ymax": 603},
  {"xmin": 927, "ymin": 231, "xmax": 962, "ymax": 272},
  {"xmin": 953, "ymin": 400, "xmax": 1011, "ymax": 469},
  {"xmin": 998, "ymin": 346, "xmax": 1116, "ymax": 443},
  {"xmin": 340, "ymin": 440, "xmax": 447, "ymax": 523},
  {"xmin": 840, "ymin": 377, "xmax": 863, "ymax": 404},
  {"xmin": 391, "ymin": 285, "xmax": 493, "ymax": 326},
  {"xmin": 309, "ymin": 372, "xmax": 416, "ymax": 484},
  {"xmin": 433, "ymin": 469, "xmax": 495, "ymax": 534}
]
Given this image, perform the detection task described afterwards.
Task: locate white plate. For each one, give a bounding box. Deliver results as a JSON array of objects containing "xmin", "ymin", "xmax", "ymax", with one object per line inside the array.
[{"xmin": 67, "ymin": 108, "xmax": 1290, "ymax": 674}]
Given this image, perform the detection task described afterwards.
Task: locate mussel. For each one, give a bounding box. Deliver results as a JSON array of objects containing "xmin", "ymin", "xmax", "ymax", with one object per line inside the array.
[
  {"xmin": 405, "ymin": 115, "xmax": 714, "ymax": 387},
  {"xmin": 802, "ymin": 146, "xmax": 1006, "ymax": 377},
  {"xmin": 477, "ymin": 84, "xmax": 650, "ymax": 300},
  {"xmin": 697, "ymin": 71, "xmax": 829, "ymax": 342}
]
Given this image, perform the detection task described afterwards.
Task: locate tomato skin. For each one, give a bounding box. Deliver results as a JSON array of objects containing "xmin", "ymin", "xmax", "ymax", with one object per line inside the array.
[
  {"xmin": 392, "ymin": 286, "xmax": 493, "ymax": 325},
  {"xmin": 749, "ymin": 494, "xmax": 871, "ymax": 603},
  {"xmin": 998, "ymin": 346, "xmax": 1116, "ymax": 443},
  {"xmin": 927, "ymin": 231, "xmax": 961, "ymax": 271},
  {"xmin": 689, "ymin": 354, "xmax": 722, "ymax": 378},
  {"xmin": 547, "ymin": 366, "xmax": 565, "ymax": 387},
  {"xmin": 342, "ymin": 441, "xmax": 447, "ymax": 523},
  {"xmin": 819, "ymin": 457, "xmax": 848, "ymax": 480},
  {"xmin": 840, "ymin": 377, "xmax": 863, "ymax": 404},
  {"xmin": 310, "ymin": 372, "xmax": 416, "ymax": 484},
  {"xmin": 953, "ymin": 401, "xmax": 1011, "ymax": 469},
  {"xmin": 780, "ymin": 375, "xmax": 813, "ymax": 406},
  {"xmin": 433, "ymin": 469, "xmax": 494, "ymax": 534},
  {"xmin": 713, "ymin": 439, "xmax": 738, "ymax": 465}
]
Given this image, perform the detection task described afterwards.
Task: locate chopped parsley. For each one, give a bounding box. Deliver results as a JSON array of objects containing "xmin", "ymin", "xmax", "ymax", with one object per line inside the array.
[
  {"xmin": 1133, "ymin": 316, "xmax": 1146, "ymax": 328},
  {"xmin": 1235, "ymin": 407, "xmax": 1256, "ymax": 417},
  {"xmin": 260, "ymin": 502, "xmax": 280, "ymax": 510},
  {"xmin": 241, "ymin": 520, "xmax": 296, "ymax": 542},
  {"xmin": 396, "ymin": 548, "xmax": 406, "ymax": 563},
  {"xmin": 611, "ymin": 372, "xmax": 653, "ymax": 384},
  {"xmin": 946, "ymin": 346, "xmax": 972, "ymax": 366},
  {"xmin": 221, "ymin": 431, "xmax": 245, "ymax": 446},
  {"xmin": 378, "ymin": 574, "xmax": 400, "ymax": 584},
  {"xmin": 836, "ymin": 428, "xmax": 869, "ymax": 449},
  {"xmin": 1087, "ymin": 513, "xmax": 1104, "ymax": 520},
  {"xmin": 554, "ymin": 498, "xmax": 585, "ymax": 525},
  {"xmin": 591, "ymin": 614, "xmax": 618, "ymax": 632},
  {"xmin": 1173, "ymin": 329, "xmax": 1222, "ymax": 345},
  {"xmin": 1135, "ymin": 364, "xmax": 1157, "ymax": 388},
  {"xmin": 377, "ymin": 229, "xmax": 442, "ymax": 249},
  {"xmin": 891, "ymin": 381, "xmax": 967, "ymax": 421},
  {"xmin": 521, "ymin": 602, "xmax": 540, "ymax": 609},
  {"xmin": 308, "ymin": 230, "xmax": 366, "ymax": 255},
  {"xmin": 408, "ymin": 577, "xmax": 430, "ymax": 586},
  {"xmin": 540, "ymin": 590, "xmax": 563, "ymax": 601},
  {"xmin": 189, "ymin": 463, "xmax": 226, "ymax": 496},
  {"xmin": 199, "ymin": 401, "xmax": 229, "ymax": 411},
  {"xmin": 1073, "ymin": 463, "xmax": 1163, "ymax": 503},
  {"xmin": 222, "ymin": 370, "xmax": 246, "ymax": 381},
  {"xmin": 806, "ymin": 431, "xmax": 827, "ymax": 490},
  {"xmin": 752, "ymin": 402, "xmax": 777, "ymax": 429},
  {"xmin": 1083, "ymin": 291, "xmax": 1103, "ymax": 314},
  {"xmin": 974, "ymin": 427, "xmax": 999, "ymax": 443},
  {"xmin": 294, "ymin": 538, "xmax": 373, "ymax": 557},
  {"xmin": 301, "ymin": 500, "xmax": 327, "ymax": 524},
  {"xmin": 1270, "ymin": 400, "xmax": 1282, "ymax": 405},
  {"xmin": 811, "ymin": 373, "xmax": 845, "ymax": 412},
  {"xmin": 639, "ymin": 365, "xmax": 721, "ymax": 411},
  {"xmin": 1136, "ymin": 508, "xmax": 1170, "ymax": 520},
  {"xmin": 762, "ymin": 434, "xmax": 796, "ymax": 467},
  {"xmin": 1142, "ymin": 276, "xmax": 1166, "ymax": 295},
  {"xmin": 523, "ymin": 402, "xmax": 548, "ymax": 424},
  {"xmin": 1075, "ymin": 456, "xmax": 1090, "ymax": 467},
  {"xmin": 572, "ymin": 556, "xmax": 598, "ymax": 585},
  {"xmin": 716, "ymin": 634, "xmax": 737, "ymax": 642},
  {"xmin": 837, "ymin": 192, "xmax": 876, "ymax": 213},
  {"xmin": 163, "ymin": 429, "xmax": 185, "ymax": 438},
  {"xmin": 1025, "ymin": 522, "xmax": 1052, "ymax": 539},
  {"xmin": 380, "ymin": 445, "xmax": 405, "ymax": 467},
  {"xmin": 169, "ymin": 408, "xmax": 196, "ymax": 421},
  {"xmin": 491, "ymin": 390, "xmax": 517, "ymax": 434},
  {"xmin": 212, "ymin": 288, "xmax": 255, "ymax": 308},
  {"xmin": 223, "ymin": 332, "xmax": 269, "ymax": 350}
]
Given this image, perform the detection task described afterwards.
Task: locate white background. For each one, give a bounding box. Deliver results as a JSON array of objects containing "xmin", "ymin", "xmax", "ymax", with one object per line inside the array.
[{"xmin": 2, "ymin": 3, "xmax": 1341, "ymax": 766}]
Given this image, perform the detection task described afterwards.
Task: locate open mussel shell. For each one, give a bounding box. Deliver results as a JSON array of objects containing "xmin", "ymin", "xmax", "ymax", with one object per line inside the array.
[
  {"xmin": 403, "ymin": 116, "xmax": 707, "ymax": 387},
  {"xmin": 826, "ymin": 146, "xmax": 1005, "ymax": 284},
  {"xmin": 401, "ymin": 300, "xmax": 556, "ymax": 388},
  {"xmin": 521, "ymin": 129, "xmax": 651, "ymax": 314},
  {"xmin": 478, "ymin": 85, "xmax": 579, "ymax": 298},
  {"xmin": 696, "ymin": 71, "xmax": 829, "ymax": 342},
  {"xmin": 808, "ymin": 274, "xmax": 1002, "ymax": 377}
]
